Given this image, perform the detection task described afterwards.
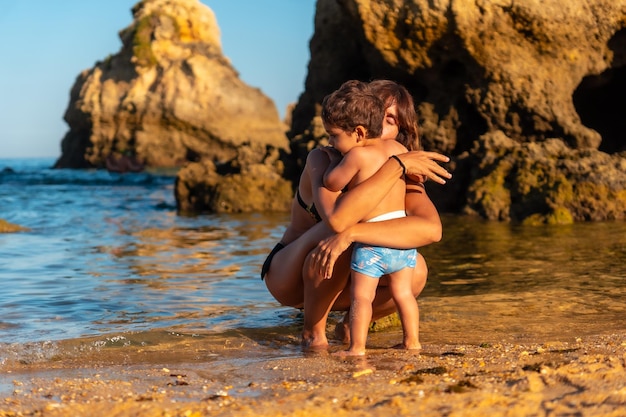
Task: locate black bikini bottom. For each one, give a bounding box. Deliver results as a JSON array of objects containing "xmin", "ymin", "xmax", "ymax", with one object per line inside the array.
[{"xmin": 261, "ymin": 242, "xmax": 285, "ymax": 280}]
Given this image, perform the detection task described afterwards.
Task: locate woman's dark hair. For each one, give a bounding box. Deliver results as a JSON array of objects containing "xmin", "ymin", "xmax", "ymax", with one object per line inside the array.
[{"xmin": 369, "ymin": 79, "xmax": 420, "ymax": 151}]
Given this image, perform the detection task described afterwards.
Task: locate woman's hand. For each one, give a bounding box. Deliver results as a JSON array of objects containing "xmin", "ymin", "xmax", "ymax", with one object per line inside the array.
[
  {"xmin": 397, "ymin": 151, "xmax": 452, "ymax": 184},
  {"xmin": 311, "ymin": 229, "xmax": 354, "ymax": 279}
]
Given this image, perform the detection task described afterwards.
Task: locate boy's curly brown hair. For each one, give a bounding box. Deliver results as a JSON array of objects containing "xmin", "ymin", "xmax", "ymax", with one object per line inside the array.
[{"xmin": 321, "ymin": 80, "xmax": 385, "ymax": 138}]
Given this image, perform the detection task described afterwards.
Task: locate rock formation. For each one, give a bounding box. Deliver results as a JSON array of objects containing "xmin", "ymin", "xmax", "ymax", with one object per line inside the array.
[
  {"xmin": 54, "ymin": 0, "xmax": 626, "ymax": 221},
  {"xmin": 288, "ymin": 0, "xmax": 626, "ymax": 223},
  {"xmin": 0, "ymin": 219, "xmax": 29, "ymax": 233},
  {"xmin": 462, "ymin": 132, "xmax": 626, "ymax": 223},
  {"xmin": 54, "ymin": 0, "xmax": 292, "ymax": 213}
]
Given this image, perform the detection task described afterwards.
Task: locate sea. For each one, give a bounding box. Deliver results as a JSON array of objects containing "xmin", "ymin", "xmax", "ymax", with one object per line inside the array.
[{"xmin": 1, "ymin": 157, "xmax": 625, "ymax": 365}]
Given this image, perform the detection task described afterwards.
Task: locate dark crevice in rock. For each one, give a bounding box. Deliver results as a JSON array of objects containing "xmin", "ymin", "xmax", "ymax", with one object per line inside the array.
[
  {"xmin": 573, "ymin": 29, "xmax": 626, "ymax": 154},
  {"xmin": 573, "ymin": 65, "xmax": 626, "ymax": 154}
]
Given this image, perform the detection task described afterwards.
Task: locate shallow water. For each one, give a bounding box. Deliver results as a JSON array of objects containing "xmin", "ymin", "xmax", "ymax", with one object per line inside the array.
[
  {"xmin": 1, "ymin": 158, "xmax": 625, "ymax": 366},
  {"xmin": 418, "ymin": 217, "xmax": 626, "ymax": 344}
]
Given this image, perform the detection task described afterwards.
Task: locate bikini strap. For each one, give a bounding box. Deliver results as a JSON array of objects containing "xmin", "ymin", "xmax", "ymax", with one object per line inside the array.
[{"xmin": 296, "ymin": 189, "xmax": 322, "ymax": 223}]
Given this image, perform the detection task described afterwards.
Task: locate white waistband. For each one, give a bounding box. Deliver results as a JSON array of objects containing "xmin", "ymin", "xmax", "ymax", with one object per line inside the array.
[{"xmin": 366, "ymin": 210, "xmax": 406, "ymax": 222}]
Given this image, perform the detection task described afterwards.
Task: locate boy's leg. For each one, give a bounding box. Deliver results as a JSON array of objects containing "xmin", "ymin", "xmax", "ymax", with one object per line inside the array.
[
  {"xmin": 343, "ymin": 272, "xmax": 379, "ymax": 356},
  {"xmin": 389, "ymin": 267, "xmax": 421, "ymax": 350},
  {"xmin": 333, "ymin": 253, "xmax": 428, "ymax": 343}
]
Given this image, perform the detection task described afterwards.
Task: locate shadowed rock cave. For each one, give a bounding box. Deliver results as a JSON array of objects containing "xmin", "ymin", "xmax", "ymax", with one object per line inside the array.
[
  {"xmin": 574, "ymin": 66, "xmax": 626, "ymax": 154},
  {"xmin": 573, "ymin": 30, "xmax": 626, "ymax": 154}
]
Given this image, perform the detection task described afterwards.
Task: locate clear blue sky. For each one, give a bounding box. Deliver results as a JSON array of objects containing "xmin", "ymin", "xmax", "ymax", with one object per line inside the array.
[{"xmin": 0, "ymin": 0, "xmax": 316, "ymax": 158}]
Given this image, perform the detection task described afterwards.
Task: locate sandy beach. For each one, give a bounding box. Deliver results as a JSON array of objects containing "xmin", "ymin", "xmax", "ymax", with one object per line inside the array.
[{"xmin": 2, "ymin": 328, "xmax": 625, "ymax": 417}]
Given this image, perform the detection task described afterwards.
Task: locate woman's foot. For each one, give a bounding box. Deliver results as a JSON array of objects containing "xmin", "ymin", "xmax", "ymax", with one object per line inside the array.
[
  {"xmin": 301, "ymin": 330, "xmax": 329, "ymax": 350},
  {"xmin": 333, "ymin": 318, "xmax": 350, "ymax": 344}
]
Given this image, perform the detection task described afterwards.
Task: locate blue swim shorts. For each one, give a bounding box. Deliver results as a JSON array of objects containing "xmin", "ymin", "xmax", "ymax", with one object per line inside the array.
[{"xmin": 351, "ymin": 243, "xmax": 417, "ymax": 278}]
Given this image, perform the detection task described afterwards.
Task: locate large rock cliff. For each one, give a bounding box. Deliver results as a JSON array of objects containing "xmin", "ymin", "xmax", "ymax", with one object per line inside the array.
[
  {"xmin": 289, "ymin": 0, "xmax": 626, "ymax": 223},
  {"xmin": 54, "ymin": 0, "xmax": 292, "ymax": 213},
  {"xmin": 55, "ymin": 0, "xmax": 626, "ymax": 222}
]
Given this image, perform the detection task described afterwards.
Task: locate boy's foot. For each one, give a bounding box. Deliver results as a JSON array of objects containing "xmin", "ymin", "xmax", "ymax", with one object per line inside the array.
[
  {"xmin": 392, "ymin": 342, "xmax": 422, "ymax": 351},
  {"xmin": 332, "ymin": 348, "xmax": 365, "ymax": 357}
]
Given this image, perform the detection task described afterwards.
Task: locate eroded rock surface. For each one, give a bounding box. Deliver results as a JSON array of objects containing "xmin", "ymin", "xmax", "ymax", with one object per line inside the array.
[
  {"xmin": 289, "ymin": 0, "xmax": 626, "ymax": 222},
  {"xmin": 54, "ymin": 0, "xmax": 626, "ymax": 220},
  {"xmin": 54, "ymin": 0, "xmax": 291, "ymax": 213}
]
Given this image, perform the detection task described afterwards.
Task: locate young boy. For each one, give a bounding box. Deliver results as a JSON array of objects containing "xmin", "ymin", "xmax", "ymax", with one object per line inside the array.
[{"xmin": 321, "ymin": 80, "xmax": 420, "ymax": 356}]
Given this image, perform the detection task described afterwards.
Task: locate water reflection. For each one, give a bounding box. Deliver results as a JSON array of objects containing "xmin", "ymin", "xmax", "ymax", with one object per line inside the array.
[
  {"xmin": 2, "ymin": 161, "xmax": 625, "ymax": 350},
  {"xmin": 418, "ymin": 216, "xmax": 626, "ymax": 343},
  {"xmin": 85, "ymin": 211, "xmax": 626, "ymax": 345}
]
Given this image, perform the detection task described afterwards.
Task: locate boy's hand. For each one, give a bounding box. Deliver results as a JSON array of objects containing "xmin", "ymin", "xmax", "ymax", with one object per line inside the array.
[{"xmin": 320, "ymin": 146, "xmax": 342, "ymax": 165}]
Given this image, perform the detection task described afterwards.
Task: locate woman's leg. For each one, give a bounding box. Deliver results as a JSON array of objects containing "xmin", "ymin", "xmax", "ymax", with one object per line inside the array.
[
  {"xmin": 263, "ymin": 222, "xmax": 333, "ymax": 308},
  {"xmin": 301, "ymin": 247, "xmax": 352, "ymax": 348}
]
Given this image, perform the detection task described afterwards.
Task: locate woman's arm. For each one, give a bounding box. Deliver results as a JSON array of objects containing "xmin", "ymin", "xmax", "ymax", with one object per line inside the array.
[
  {"xmin": 316, "ymin": 150, "xmax": 451, "ymax": 233},
  {"xmin": 398, "ymin": 151, "xmax": 451, "ymax": 185},
  {"xmin": 342, "ymin": 181, "xmax": 442, "ymax": 247},
  {"xmin": 311, "ymin": 180, "xmax": 443, "ymax": 279}
]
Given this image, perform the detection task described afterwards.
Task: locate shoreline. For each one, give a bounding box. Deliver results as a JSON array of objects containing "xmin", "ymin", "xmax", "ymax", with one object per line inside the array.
[{"xmin": 2, "ymin": 330, "xmax": 625, "ymax": 416}]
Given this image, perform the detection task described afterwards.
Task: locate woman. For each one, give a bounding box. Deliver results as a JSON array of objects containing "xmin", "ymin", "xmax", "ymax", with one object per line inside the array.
[{"xmin": 262, "ymin": 80, "xmax": 452, "ymax": 348}]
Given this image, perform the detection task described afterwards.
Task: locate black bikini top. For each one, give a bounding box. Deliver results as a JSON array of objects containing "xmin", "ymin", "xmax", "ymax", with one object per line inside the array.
[{"xmin": 296, "ymin": 189, "xmax": 322, "ymax": 223}]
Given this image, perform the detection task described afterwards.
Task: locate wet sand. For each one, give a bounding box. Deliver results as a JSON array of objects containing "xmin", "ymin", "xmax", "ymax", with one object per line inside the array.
[{"xmin": 2, "ymin": 328, "xmax": 625, "ymax": 416}]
